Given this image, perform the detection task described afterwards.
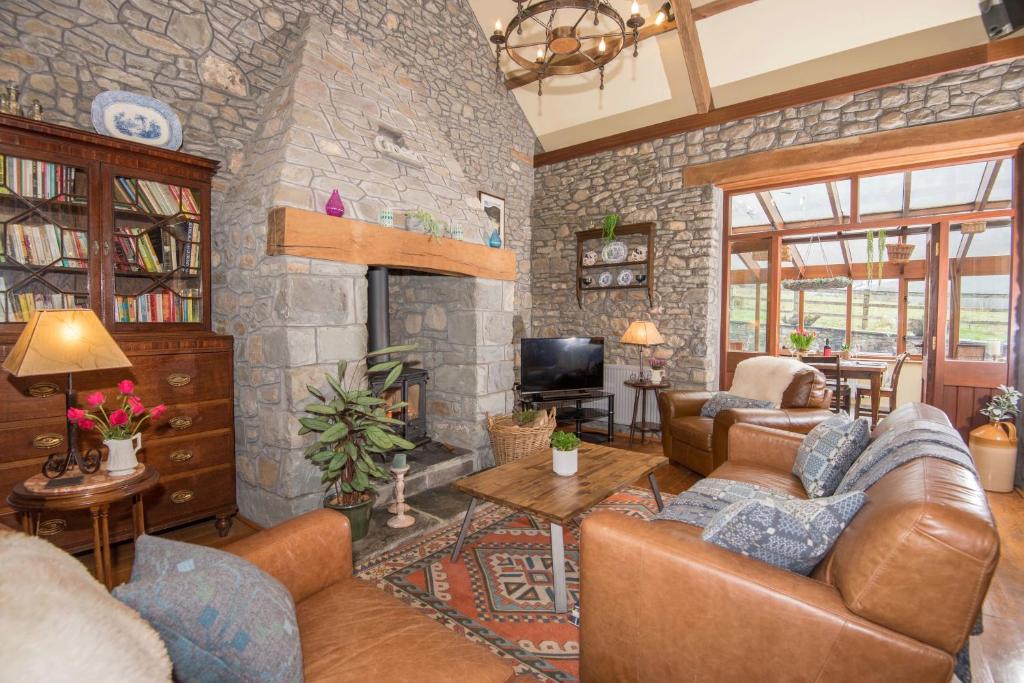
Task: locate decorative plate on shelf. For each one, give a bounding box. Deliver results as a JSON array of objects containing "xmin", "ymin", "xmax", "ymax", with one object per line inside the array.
[
  {"xmin": 597, "ymin": 270, "xmax": 614, "ymax": 287},
  {"xmin": 617, "ymin": 270, "xmax": 634, "ymax": 286},
  {"xmin": 91, "ymin": 91, "xmax": 182, "ymax": 150},
  {"xmin": 601, "ymin": 240, "xmax": 628, "ymax": 263}
]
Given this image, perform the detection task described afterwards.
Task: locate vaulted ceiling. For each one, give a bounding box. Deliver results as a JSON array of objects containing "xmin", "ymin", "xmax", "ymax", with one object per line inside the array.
[{"xmin": 467, "ymin": 0, "xmax": 993, "ymax": 151}]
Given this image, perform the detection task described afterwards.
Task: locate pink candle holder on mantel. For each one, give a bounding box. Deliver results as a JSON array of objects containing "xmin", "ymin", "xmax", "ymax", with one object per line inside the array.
[{"xmin": 325, "ymin": 189, "xmax": 345, "ymax": 217}]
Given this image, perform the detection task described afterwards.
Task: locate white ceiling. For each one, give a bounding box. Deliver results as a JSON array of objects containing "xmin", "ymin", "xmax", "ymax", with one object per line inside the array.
[{"xmin": 467, "ymin": 0, "xmax": 990, "ymax": 150}]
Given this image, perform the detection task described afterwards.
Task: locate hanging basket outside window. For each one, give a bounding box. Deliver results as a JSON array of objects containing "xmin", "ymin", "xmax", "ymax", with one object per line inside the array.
[
  {"xmin": 885, "ymin": 242, "xmax": 915, "ymax": 264},
  {"xmin": 782, "ymin": 276, "xmax": 852, "ymax": 291}
]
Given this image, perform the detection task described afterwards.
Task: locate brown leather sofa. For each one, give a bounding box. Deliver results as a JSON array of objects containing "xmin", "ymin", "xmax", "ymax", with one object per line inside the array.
[
  {"xmin": 580, "ymin": 403, "xmax": 999, "ymax": 682},
  {"xmin": 225, "ymin": 509, "xmax": 523, "ymax": 683},
  {"xmin": 657, "ymin": 363, "xmax": 833, "ymax": 475}
]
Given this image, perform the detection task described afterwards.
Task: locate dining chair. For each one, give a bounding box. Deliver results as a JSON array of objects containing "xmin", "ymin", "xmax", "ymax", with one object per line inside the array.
[
  {"xmin": 854, "ymin": 352, "xmax": 909, "ymax": 419},
  {"xmin": 804, "ymin": 355, "xmax": 850, "ymax": 414}
]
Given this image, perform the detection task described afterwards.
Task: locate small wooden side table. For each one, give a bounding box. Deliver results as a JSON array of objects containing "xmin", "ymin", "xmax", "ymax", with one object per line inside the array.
[
  {"xmin": 624, "ymin": 379, "xmax": 670, "ymax": 445},
  {"xmin": 7, "ymin": 465, "xmax": 160, "ymax": 590}
]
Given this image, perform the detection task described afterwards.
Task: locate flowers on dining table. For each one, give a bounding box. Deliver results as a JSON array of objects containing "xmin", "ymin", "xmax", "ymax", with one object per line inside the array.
[
  {"xmin": 66, "ymin": 379, "xmax": 166, "ymax": 440},
  {"xmin": 788, "ymin": 327, "xmax": 817, "ymax": 354}
]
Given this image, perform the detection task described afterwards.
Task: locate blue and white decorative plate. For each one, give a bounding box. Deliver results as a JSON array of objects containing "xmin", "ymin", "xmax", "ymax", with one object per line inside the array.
[
  {"xmin": 597, "ymin": 270, "xmax": 614, "ymax": 287},
  {"xmin": 91, "ymin": 91, "xmax": 182, "ymax": 150}
]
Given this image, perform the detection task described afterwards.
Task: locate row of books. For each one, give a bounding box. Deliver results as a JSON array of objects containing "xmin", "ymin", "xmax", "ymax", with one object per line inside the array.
[
  {"xmin": 115, "ymin": 290, "xmax": 201, "ymax": 323},
  {"xmin": 0, "ymin": 279, "xmax": 87, "ymax": 321},
  {"xmin": 113, "ymin": 177, "xmax": 199, "ymax": 216},
  {"xmin": 0, "ymin": 155, "xmax": 79, "ymax": 199},
  {"xmin": 1, "ymin": 223, "xmax": 88, "ymax": 268},
  {"xmin": 113, "ymin": 222, "xmax": 200, "ymax": 274}
]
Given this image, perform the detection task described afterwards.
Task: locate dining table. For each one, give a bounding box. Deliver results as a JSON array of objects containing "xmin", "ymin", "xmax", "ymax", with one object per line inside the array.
[{"xmin": 812, "ymin": 359, "xmax": 888, "ymax": 425}]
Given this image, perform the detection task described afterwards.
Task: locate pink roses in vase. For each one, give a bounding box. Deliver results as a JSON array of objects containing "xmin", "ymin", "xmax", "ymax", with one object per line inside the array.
[{"xmin": 67, "ymin": 380, "xmax": 167, "ymax": 477}]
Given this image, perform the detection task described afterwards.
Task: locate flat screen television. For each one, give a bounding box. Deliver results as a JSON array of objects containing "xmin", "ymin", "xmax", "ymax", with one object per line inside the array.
[{"xmin": 520, "ymin": 337, "xmax": 604, "ymax": 395}]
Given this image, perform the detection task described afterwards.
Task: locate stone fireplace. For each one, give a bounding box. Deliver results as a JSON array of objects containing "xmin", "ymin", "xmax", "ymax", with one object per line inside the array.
[{"xmin": 215, "ymin": 17, "xmax": 519, "ymax": 527}]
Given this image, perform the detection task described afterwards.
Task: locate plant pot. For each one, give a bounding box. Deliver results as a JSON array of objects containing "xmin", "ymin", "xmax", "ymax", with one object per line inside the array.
[
  {"xmin": 324, "ymin": 491, "xmax": 376, "ymax": 541},
  {"xmin": 552, "ymin": 448, "xmax": 578, "ymax": 477},
  {"xmin": 885, "ymin": 242, "xmax": 915, "ymax": 264},
  {"xmin": 104, "ymin": 434, "xmax": 142, "ymax": 477},
  {"xmin": 969, "ymin": 420, "xmax": 1018, "ymax": 492},
  {"xmin": 839, "ymin": 350, "xmax": 852, "ymax": 360}
]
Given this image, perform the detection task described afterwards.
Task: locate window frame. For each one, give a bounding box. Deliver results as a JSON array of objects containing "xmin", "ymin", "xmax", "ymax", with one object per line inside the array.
[{"xmin": 721, "ymin": 153, "xmax": 1017, "ymax": 385}]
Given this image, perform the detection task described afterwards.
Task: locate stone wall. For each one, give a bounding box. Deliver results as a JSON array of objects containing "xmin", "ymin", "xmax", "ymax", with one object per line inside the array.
[
  {"xmin": 2, "ymin": 1, "xmax": 536, "ymax": 526},
  {"xmin": 532, "ymin": 59, "xmax": 1024, "ymax": 391}
]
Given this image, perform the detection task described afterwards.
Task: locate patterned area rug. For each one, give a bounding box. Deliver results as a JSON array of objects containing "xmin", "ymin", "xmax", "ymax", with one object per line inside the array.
[{"xmin": 355, "ymin": 486, "xmax": 669, "ymax": 681}]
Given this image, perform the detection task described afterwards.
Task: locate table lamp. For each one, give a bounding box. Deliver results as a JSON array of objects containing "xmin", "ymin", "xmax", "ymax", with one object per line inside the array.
[
  {"xmin": 2, "ymin": 309, "xmax": 132, "ymax": 478},
  {"xmin": 621, "ymin": 320, "xmax": 664, "ymax": 380}
]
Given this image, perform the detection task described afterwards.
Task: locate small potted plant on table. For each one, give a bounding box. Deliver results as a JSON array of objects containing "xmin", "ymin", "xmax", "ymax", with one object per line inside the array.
[
  {"xmin": 648, "ymin": 358, "xmax": 667, "ymax": 384},
  {"xmin": 551, "ymin": 430, "xmax": 582, "ymax": 477},
  {"xmin": 68, "ymin": 380, "xmax": 166, "ymax": 477},
  {"xmin": 298, "ymin": 344, "xmax": 417, "ymax": 541}
]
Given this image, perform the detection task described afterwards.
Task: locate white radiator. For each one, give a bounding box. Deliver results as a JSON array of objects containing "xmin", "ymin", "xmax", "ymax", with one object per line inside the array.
[{"xmin": 605, "ymin": 363, "xmax": 661, "ymax": 431}]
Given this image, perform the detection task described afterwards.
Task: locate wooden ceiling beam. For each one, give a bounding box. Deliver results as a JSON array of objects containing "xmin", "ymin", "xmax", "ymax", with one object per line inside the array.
[
  {"xmin": 840, "ymin": 238, "xmax": 854, "ymax": 277},
  {"xmin": 738, "ymin": 251, "xmax": 761, "ymax": 278},
  {"xmin": 901, "ymin": 172, "xmax": 913, "ymax": 216},
  {"xmin": 534, "ymin": 33, "xmax": 1024, "ymax": 167},
  {"xmin": 974, "ymin": 159, "xmax": 1001, "ymax": 210},
  {"xmin": 756, "ymin": 191, "xmax": 784, "ymax": 229},
  {"xmin": 692, "ymin": 0, "xmax": 760, "ymax": 21},
  {"xmin": 826, "ymin": 181, "xmax": 843, "ymax": 221},
  {"xmin": 788, "ymin": 242, "xmax": 806, "ymax": 277},
  {"xmin": 671, "ymin": 0, "xmax": 713, "ymax": 114}
]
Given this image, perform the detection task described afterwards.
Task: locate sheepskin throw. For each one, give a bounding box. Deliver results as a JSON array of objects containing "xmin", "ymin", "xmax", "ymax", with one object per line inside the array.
[
  {"xmin": 0, "ymin": 530, "xmax": 172, "ymax": 682},
  {"xmin": 728, "ymin": 356, "xmax": 807, "ymax": 407}
]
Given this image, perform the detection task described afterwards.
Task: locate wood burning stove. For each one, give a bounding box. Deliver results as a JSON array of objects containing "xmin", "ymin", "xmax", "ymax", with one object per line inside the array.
[{"xmin": 367, "ymin": 266, "xmax": 429, "ymax": 445}]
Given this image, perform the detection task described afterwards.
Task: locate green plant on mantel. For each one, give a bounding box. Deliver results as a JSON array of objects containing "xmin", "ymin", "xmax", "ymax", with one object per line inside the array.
[
  {"xmin": 299, "ymin": 344, "xmax": 417, "ymax": 506},
  {"xmin": 410, "ymin": 209, "xmax": 445, "ymax": 241},
  {"xmin": 601, "ymin": 213, "xmax": 621, "ymax": 244}
]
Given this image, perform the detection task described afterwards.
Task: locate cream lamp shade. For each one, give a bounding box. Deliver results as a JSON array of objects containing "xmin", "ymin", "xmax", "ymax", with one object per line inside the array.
[
  {"xmin": 620, "ymin": 320, "xmax": 665, "ymax": 346},
  {"xmin": 2, "ymin": 309, "xmax": 132, "ymax": 377}
]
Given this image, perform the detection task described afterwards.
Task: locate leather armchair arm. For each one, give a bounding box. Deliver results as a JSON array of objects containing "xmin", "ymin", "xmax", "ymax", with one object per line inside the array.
[
  {"xmin": 727, "ymin": 423, "xmax": 805, "ymax": 472},
  {"xmin": 579, "ymin": 511, "xmax": 953, "ymax": 683},
  {"xmin": 657, "ymin": 390, "xmax": 712, "ymax": 421},
  {"xmin": 711, "ymin": 407, "xmax": 833, "ymax": 470},
  {"xmin": 224, "ymin": 509, "xmax": 353, "ymax": 603}
]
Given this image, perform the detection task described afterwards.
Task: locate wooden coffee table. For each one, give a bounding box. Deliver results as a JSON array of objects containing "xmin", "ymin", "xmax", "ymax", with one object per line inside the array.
[{"xmin": 450, "ymin": 443, "xmax": 667, "ymax": 613}]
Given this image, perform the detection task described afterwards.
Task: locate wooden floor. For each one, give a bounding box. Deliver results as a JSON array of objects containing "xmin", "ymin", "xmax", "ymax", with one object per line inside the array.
[{"xmin": 82, "ymin": 432, "xmax": 1021, "ymax": 681}]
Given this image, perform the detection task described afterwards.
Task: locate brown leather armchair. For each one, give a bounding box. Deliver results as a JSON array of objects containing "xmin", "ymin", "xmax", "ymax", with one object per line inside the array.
[
  {"xmin": 225, "ymin": 510, "xmax": 524, "ymax": 683},
  {"xmin": 657, "ymin": 364, "xmax": 833, "ymax": 475}
]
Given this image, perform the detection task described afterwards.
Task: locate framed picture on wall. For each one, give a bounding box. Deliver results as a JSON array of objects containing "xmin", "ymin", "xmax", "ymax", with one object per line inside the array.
[{"xmin": 479, "ymin": 191, "xmax": 505, "ymax": 245}]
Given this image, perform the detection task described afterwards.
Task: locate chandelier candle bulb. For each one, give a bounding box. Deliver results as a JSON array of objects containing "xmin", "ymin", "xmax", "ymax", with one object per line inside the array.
[
  {"xmin": 631, "ymin": 1, "xmax": 640, "ymax": 15},
  {"xmin": 599, "ymin": 37, "xmax": 607, "ymax": 53},
  {"xmin": 494, "ymin": 18, "xmax": 502, "ymax": 32}
]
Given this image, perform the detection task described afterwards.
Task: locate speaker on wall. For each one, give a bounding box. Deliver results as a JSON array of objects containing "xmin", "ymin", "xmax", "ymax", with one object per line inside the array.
[{"xmin": 980, "ymin": 0, "xmax": 1024, "ymax": 39}]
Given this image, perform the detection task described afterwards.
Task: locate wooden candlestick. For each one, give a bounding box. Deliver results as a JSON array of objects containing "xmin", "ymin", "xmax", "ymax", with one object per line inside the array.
[{"xmin": 387, "ymin": 465, "xmax": 415, "ymax": 528}]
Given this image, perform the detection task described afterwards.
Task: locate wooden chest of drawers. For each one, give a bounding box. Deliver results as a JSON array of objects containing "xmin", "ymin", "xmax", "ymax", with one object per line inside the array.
[{"xmin": 0, "ymin": 333, "xmax": 236, "ymax": 552}]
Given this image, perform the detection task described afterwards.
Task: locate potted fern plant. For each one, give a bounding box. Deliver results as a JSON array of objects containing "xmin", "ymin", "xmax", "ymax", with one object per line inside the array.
[{"xmin": 298, "ymin": 344, "xmax": 417, "ymax": 540}]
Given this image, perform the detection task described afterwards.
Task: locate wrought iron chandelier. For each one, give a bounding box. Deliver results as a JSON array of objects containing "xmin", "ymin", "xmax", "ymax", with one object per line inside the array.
[{"xmin": 490, "ymin": 1, "xmax": 650, "ymax": 96}]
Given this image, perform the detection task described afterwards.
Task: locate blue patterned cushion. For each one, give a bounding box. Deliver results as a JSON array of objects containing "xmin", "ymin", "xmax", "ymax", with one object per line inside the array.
[
  {"xmin": 699, "ymin": 392, "xmax": 775, "ymax": 418},
  {"xmin": 655, "ymin": 477, "xmax": 797, "ymax": 527},
  {"xmin": 113, "ymin": 535, "xmax": 302, "ymax": 683},
  {"xmin": 793, "ymin": 415, "xmax": 871, "ymax": 497},
  {"xmin": 701, "ymin": 492, "xmax": 867, "ymax": 575}
]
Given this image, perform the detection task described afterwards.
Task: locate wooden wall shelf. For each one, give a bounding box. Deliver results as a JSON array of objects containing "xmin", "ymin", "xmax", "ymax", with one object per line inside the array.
[
  {"xmin": 575, "ymin": 223, "xmax": 655, "ymax": 307},
  {"xmin": 267, "ymin": 207, "xmax": 516, "ymax": 281}
]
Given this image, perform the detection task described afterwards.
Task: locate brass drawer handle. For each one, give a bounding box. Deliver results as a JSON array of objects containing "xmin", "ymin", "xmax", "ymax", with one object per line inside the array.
[
  {"xmin": 166, "ymin": 373, "xmax": 192, "ymax": 388},
  {"xmin": 38, "ymin": 519, "xmax": 67, "ymax": 536},
  {"xmin": 170, "ymin": 489, "xmax": 195, "ymax": 504},
  {"xmin": 169, "ymin": 416, "xmax": 193, "ymax": 431},
  {"xmin": 33, "ymin": 433, "xmax": 64, "ymax": 449},
  {"xmin": 169, "ymin": 449, "xmax": 194, "ymax": 463},
  {"xmin": 28, "ymin": 382, "xmax": 59, "ymax": 398}
]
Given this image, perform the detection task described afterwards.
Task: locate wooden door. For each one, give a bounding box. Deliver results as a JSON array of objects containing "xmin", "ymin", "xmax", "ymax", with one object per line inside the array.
[
  {"xmin": 721, "ymin": 237, "xmax": 777, "ymax": 388},
  {"xmin": 928, "ymin": 219, "xmax": 1018, "ymax": 438}
]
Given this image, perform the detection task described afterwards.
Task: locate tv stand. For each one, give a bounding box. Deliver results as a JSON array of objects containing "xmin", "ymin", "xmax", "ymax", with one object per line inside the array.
[{"xmin": 521, "ymin": 389, "xmax": 614, "ymax": 444}]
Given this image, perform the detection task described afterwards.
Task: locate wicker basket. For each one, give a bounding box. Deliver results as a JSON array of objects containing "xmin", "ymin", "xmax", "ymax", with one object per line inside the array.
[
  {"xmin": 487, "ymin": 408, "xmax": 557, "ymax": 465},
  {"xmin": 885, "ymin": 242, "xmax": 915, "ymax": 264}
]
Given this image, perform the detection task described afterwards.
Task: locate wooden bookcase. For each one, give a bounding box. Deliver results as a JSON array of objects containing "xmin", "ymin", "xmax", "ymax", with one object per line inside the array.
[
  {"xmin": 0, "ymin": 113, "xmax": 236, "ymax": 550},
  {"xmin": 575, "ymin": 222, "xmax": 655, "ymax": 307}
]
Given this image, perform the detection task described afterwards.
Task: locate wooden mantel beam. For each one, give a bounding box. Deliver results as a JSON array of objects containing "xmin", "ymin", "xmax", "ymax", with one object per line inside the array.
[{"xmin": 266, "ymin": 207, "xmax": 516, "ymax": 281}]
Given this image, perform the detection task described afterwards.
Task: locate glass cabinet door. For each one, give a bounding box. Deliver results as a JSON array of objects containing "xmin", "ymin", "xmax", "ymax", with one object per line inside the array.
[
  {"xmin": 0, "ymin": 154, "xmax": 90, "ymax": 322},
  {"xmin": 111, "ymin": 176, "xmax": 202, "ymax": 324}
]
